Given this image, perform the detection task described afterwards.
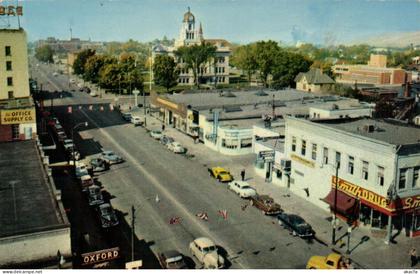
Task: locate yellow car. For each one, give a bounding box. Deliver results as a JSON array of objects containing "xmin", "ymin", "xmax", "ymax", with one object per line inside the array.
[
  {"xmin": 306, "ymin": 253, "xmax": 343, "ymax": 269},
  {"xmin": 208, "ymin": 167, "xmax": 233, "ymax": 183}
]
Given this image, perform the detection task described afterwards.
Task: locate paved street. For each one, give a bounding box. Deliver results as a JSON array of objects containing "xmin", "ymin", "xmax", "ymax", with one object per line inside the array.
[{"xmin": 31, "ymin": 63, "xmax": 335, "ymax": 269}]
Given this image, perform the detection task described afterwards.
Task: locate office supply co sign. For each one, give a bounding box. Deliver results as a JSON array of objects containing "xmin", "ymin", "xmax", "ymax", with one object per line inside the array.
[
  {"xmin": 81, "ymin": 247, "xmax": 120, "ymax": 266},
  {"xmin": 1, "ymin": 109, "xmax": 35, "ymax": 125}
]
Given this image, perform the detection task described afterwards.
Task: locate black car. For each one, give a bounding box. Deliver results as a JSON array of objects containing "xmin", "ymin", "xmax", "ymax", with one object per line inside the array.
[
  {"xmin": 160, "ymin": 135, "xmax": 174, "ymax": 146},
  {"xmin": 90, "ymin": 158, "xmax": 109, "ymax": 172},
  {"xmin": 277, "ymin": 213, "xmax": 314, "ymax": 238}
]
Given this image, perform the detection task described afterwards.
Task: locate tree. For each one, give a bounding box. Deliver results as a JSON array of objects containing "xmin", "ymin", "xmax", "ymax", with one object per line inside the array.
[
  {"xmin": 311, "ymin": 60, "xmax": 334, "ymax": 79},
  {"xmin": 254, "ymin": 40, "xmax": 280, "ymax": 87},
  {"xmin": 175, "ymin": 42, "xmax": 217, "ymax": 87},
  {"xmin": 73, "ymin": 49, "xmax": 96, "ymax": 75},
  {"xmin": 153, "ymin": 55, "xmax": 179, "ymax": 92},
  {"xmin": 83, "ymin": 55, "xmax": 116, "ymax": 83},
  {"xmin": 35, "ymin": 45, "xmax": 54, "ymax": 63},
  {"xmin": 98, "ymin": 63, "xmax": 121, "ymax": 91},
  {"xmin": 271, "ymin": 51, "xmax": 312, "ymax": 89},
  {"xmin": 231, "ymin": 43, "xmax": 258, "ymax": 85}
]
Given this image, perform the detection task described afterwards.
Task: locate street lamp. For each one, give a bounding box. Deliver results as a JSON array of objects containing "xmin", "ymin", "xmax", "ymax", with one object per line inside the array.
[
  {"xmin": 346, "ymin": 226, "xmax": 352, "ymax": 254},
  {"xmin": 71, "ymin": 122, "xmax": 88, "ymax": 170}
]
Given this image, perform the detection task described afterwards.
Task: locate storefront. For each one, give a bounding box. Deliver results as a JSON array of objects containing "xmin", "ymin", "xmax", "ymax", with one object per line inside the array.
[
  {"xmin": 323, "ymin": 176, "xmax": 420, "ymax": 237},
  {"xmin": 0, "ymin": 107, "xmax": 36, "ymax": 142}
]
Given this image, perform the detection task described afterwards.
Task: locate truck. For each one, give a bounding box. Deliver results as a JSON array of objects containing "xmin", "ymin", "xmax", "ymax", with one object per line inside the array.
[{"xmin": 306, "ymin": 253, "xmax": 343, "ymax": 269}]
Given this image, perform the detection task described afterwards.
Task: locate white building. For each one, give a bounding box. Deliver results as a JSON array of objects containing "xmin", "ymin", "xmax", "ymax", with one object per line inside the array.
[
  {"xmin": 309, "ymin": 103, "xmax": 374, "ymax": 120},
  {"xmin": 283, "ymin": 117, "xmax": 420, "ymax": 240}
]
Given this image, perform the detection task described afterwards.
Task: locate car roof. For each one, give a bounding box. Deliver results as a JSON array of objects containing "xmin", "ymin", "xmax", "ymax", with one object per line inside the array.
[
  {"xmin": 102, "ymin": 150, "xmax": 113, "ymax": 154},
  {"xmin": 99, "ymin": 203, "xmax": 111, "ymax": 209},
  {"xmin": 132, "ymin": 116, "xmax": 140, "ymax": 119},
  {"xmin": 233, "ymin": 180, "xmax": 250, "ymax": 187},
  {"xmin": 80, "ymin": 175, "xmax": 91, "ymax": 180},
  {"xmin": 162, "ymin": 250, "xmax": 182, "ymax": 258},
  {"xmin": 195, "ymin": 237, "xmax": 215, "ymax": 247},
  {"xmin": 88, "ymin": 185, "xmax": 100, "ymax": 189},
  {"xmin": 327, "ymin": 253, "xmax": 342, "ymax": 261}
]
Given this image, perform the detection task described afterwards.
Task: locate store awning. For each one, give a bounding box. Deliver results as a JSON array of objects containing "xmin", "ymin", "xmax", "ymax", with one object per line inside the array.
[{"xmin": 323, "ymin": 190, "xmax": 357, "ymax": 214}]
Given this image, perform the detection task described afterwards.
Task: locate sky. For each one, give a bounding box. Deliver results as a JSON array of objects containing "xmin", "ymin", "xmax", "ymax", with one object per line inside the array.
[{"xmin": 1, "ymin": 0, "xmax": 419, "ymax": 44}]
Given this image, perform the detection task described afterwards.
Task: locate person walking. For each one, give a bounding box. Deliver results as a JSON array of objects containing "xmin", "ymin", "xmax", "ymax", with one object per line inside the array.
[
  {"xmin": 162, "ymin": 124, "xmax": 165, "ymax": 131},
  {"xmin": 409, "ymin": 247, "xmax": 417, "ymax": 267},
  {"xmin": 241, "ymin": 169, "xmax": 246, "ymax": 181}
]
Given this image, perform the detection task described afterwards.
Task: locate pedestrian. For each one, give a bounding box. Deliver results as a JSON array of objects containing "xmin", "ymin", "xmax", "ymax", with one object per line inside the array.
[
  {"xmin": 345, "ymin": 258, "xmax": 354, "ymax": 269},
  {"xmin": 339, "ymin": 261, "xmax": 347, "ymax": 269},
  {"xmin": 162, "ymin": 124, "xmax": 165, "ymax": 131},
  {"xmin": 241, "ymin": 169, "xmax": 246, "ymax": 181},
  {"xmin": 409, "ymin": 247, "xmax": 417, "ymax": 267}
]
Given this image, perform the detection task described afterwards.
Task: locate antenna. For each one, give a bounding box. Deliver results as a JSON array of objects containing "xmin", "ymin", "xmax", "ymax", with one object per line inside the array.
[
  {"xmin": 16, "ymin": 0, "xmax": 21, "ymax": 28},
  {"xmin": 69, "ymin": 27, "xmax": 72, "ymax": 40}
]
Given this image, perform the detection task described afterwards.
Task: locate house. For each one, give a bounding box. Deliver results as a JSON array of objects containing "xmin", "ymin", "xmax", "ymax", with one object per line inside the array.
[{"xmin": 294, "ymin": 68, "xmax": 335, "ymax": 93}]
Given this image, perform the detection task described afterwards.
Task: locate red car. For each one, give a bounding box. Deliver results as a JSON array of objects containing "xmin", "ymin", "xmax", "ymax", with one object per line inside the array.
[{"xmin": 249, "ymin": 194, "xmax": 282, "ymax": 215}]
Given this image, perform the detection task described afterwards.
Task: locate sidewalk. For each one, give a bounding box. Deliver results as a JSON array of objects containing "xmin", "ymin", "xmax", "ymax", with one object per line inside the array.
[{"xmin": 143, "ymin": 113, "xmax": 418, "ymax": 269}]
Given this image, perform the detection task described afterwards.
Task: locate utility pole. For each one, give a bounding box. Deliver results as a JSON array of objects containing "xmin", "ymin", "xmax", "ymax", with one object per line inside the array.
[
  {"xmin": 332, "ymin": 162, "xmax": 339, "ymax": 245},
  {"xmin": 272, "ymin": 94, "xmax": 275, "ymax": 119},
  {"xmin": 131, "ymin": 205, "xmax": 135, "ymax": 261}
]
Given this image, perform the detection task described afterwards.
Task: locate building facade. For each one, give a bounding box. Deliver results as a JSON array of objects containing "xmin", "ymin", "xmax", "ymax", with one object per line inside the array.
[
  {"xmin": 295, "ymin": 68, "xmax": 335, "ymax": 93},
  {"xmin": 283, "ymin": 117, "xmax": 420, "ymax": 240},
  {"xmin": 152, "ymin": 8, "xmax": 231, "ymax": 85},
  {"xmin": 333, "ymin": 54, "xmax": 411, "ymax": 86},
  {"xmin": 0, "ymin": 28, "xmax": 36, "ymax": 142}
]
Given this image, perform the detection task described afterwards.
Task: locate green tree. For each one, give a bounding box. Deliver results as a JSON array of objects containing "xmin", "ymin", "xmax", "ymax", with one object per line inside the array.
[
  {"xmin": 271, "ymin": 51, "xmax": 312, "ymax": 88},
  {"xmin": 231, "ymin": 43, "xmax": 258, "ymax": 85},
  {"xmin": 311, "ymin": 60, "xmax": 334, "ymax": 79},
  {"xmin": 98, "ymin": 63, "xmax": 121, "ymax": 91},
  {"xmin": 175, "ymin": 42, "xmax": 217, "ymax": 88},
  {"xmin": 84, "ymin": 55, "xmax": 116, "ymax": 83},
  {"xmin": 153, "ymin": 55, "xmax": 179, "ymax": 92},
  {"xmin": 254, "ymin": 40, "xmax": 280, "ymax": 87},
  {"xmin": 35, "ymin": 45, "xmax": 54, "ymax": 63},
  {"xmin": 73, "ymin": 49, "xmax": 96, "ymax": 75}
]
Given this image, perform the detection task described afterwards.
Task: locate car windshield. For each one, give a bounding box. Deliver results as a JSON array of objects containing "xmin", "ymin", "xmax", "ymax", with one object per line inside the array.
[
  {"xmin": 219, "ymin": 171, "xmax": 228, "ymax": 175},
  {"xmin": 166, "ymin": 256, "xmax": 183, "ymax": 264},
  {"xmin": 101, "ymin": 206, "xmax": 112, "ymax": 215},
  {"xmin": 241, "ymin": 185, "xmax": 251, "ymax": 189},
  {"xmin": 203, "ymin": 246, "xmax": 216, "ymax": 253},
  {"xmin": 290, "ymin": 216, "xmax": 306, "ymax": 225}
]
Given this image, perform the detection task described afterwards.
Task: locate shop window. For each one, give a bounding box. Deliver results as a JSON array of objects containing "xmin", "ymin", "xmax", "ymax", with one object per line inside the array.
[
  {"xmin": 301, "ymin": 140, "xmax": 306, "ymax": 156},
  {"xmin": 240, "ymin": 138, "xmax": 252, "ymax": 148},
  {"xmin": 335, "ymin": 151, "xmax": 341, "ymax": 168},
  {"xmin": 311, "ymin": 143, "xmax": 317, "ymax": 160},
  {"xmin": 291, "ymin": 136, "xmax": 296, "ymax": 152},
  {"xmin": 8, "ymin": 91, "xmax": 13, "ymax": 99},
  {"xmin": 323, "ymin": 147, "xmax": 329, "ymax": 164},
  {"xmin": 377, "ymin": 166, "xmax": 384, "ymax": 186},
  {"xmin": 12, "ymin": 124, "xmax": 19, "ymax": 139},
  {"xmin": 362, "ymin": 161, "xmax": 369, "ymax": 180},
  {"xmin": 6, "ymin": 61, "xmax": 12, "ymax": 71},
  {"xmin": 7, "ymin": 77, "xmax": 13, "ymax": 86},
  {"xmin": 413, "ymin": 168, "xmax": 419, "ymax": 188},
  {"xmin": 5, "ymin": 46, "xmax": 11, "ymax": 56},
  {"xmin": 348, "ymin": 156, "xmax": 354, "ymax": 175},
  {"xmin": 398, "ymin": 169, "xmax": 407, "ymax": 189}
]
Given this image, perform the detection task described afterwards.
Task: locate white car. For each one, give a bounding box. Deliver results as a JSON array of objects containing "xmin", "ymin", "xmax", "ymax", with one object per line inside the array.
[
  {"xmin": 227, "ymin": 180, "xmax": 257, "ymax": 198},
  {"xmin": 150, "ymin": 130, "xmax": 163, "ymax": 140},
  {"xmin": 167, "ymin": 142, "xmax": 185, "ymax": 153},
  {"xmin": 100, "ymin": 150, "xmax": 123, "ymax": 164},
  {"xmin": 63, "ymin": 139, "xmax": 74, "ymax": 150},
  {"xmin": 189, "ymin": 237, "xmax": 224, "ymax": 269},
  {"xmin": 131, "ymin": 116, "xmax": 143, "ymax": 126},
  {"xmin": 75, "ymin": 164, "xmax": 89, "ymax": 179}
]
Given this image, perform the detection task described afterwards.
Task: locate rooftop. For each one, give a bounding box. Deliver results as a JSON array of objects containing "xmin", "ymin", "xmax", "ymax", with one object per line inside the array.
[
  {"xmin": 315, "ymin": 118, "xmax": 420, "ymax": 146},
  {"xmin": 0, "ymin": 141, "xmax": 68, "ymax": 238},
  {"xmin": 295, "ymin": 68, "xmax": 335, "ymax": 84}
]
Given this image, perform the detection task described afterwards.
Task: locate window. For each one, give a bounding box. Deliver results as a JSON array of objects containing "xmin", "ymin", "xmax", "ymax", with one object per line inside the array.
[
  {"xmin": 348, "ymin": 156, "xmax": 354, "ymax": 175},
  {"xmin": 240, "ymin": 138, "xmax": 252, "ymax": 148},
  {"xmin": 335, "ymin": 152, "xmax": 341, "ymax": 168},
  {"xmin": 414, "ymin": 168, "xmax": 419, "ymax": 188},
  {"xmin": 8, "ymin": 91, "xmax": 13, "ymax": 99},
  {"xmin": 5, "ymin": 46, "xmax": 11, "ymax": 56},
  {"xmin": 291, "ymin": 137, "xmax": 296, "ymax": 152},
  {"xmin": 399, "ymin": 169, "xmax": 407, "ymax": 189},
  {"xmin": 323, "ymin": 147, "xmax": 329, "ymax": 164},
  {"xmin": 7, "ymin": 77, "xmax": 13, "ymax": 86},
  {"xmin": 301, "ymin": 140, "xmax": 306, "ymax": 156},
  {"xmin": 6, "ymin": 61, "xmax": 12, "ymax": 71},
  {"xmin": 12, "ymin": 125, "xmax": 19, "ymax": 140},
  {"xmin": 377, "ymin": 166, "xmax": 384, "ymax": 186},
  {"xmin": 311, "ymin": 144, "xmax": 317, "ymax": 160},
  {"xmin": 362, "ymin": 161, "xmax": 369, "ymax": 180}
]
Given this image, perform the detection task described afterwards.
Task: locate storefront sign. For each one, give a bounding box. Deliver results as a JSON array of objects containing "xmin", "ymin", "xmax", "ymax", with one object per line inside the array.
[
  {"xmin": 291, "ymin": 154, "xmax": 315, "ymax": 168},
  {"xmin": 81, "ymin": 247, "xmax": 120, "ymax": 266},
  {"xmin": 331, "ymin": 176, "xmax": 391, "ymax": 210},
  {"xmin": 1, "ymin": 109, "xmax": 35, "ymax": 125},
  {"xmin": 402, "ymin": 196, "xmax": 420, "ymax": 210},
  {"xmin": 156, "ymin": 97, "xmax": 178, "ymax": 110},
  {"xmin": 0, "ymin": 5, "xmax": 23, "ymax": 16}
]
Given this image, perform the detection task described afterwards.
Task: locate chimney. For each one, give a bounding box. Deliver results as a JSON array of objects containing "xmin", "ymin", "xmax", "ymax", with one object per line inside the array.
[{"xmin": 404, "ymin": 73, "xmax": 411, "ymax": 98}]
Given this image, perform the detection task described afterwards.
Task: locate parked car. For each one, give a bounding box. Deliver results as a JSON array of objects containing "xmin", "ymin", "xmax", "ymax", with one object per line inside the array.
[
  {"xmin": 150, "ymin": 130, "xmax": 163, "ymax": 140},
  {"xmin": 158, "ymin": 250, "xmax": 188, "ymax": 269},
  {"xmin": 249, "ymin": 194, "xmax": 282, "ymax": 215},
  {"xmin": 87, "ymin": 185, "xmax": 104, "ymax": 206},
  {"xmin": 75, "ymin": 164, "xmax": 89, "ymax": 178},
  {"xmin": 208, "ymin": 167, "xmax": 233, "ymax": 183},
  {"xmin": 277, "ymin": 213, "xmax": 314, "ymax": 238},
  {"xmin": 227, "ymin": 181, "xmax": 257, "ymax": 198},
  {"xmin": 90, "ymin": 158, "xmax": 109, "ymax": 172},
  {"xmin": 121, "ymin": 112, "xmax": 132, "ymax": 122},
  {"xmin": 63, "ymin": 139, "xmax": 74, "ymax": 150},
  {"xmin": 98, "ymin": 203, "xmax": 119, "ymax": 228},
  {"xmin": 160, "ymin": 135, "xmax": 174, "ymax": 146},
  {"xmin": 80, "ymin": 174, "xmax": 94, "ymax": 191},
  {"xmin": 47, "ymin": 117, "xmax": 60, "ymax": 126},
  {"xmin": 167, "ymin": 142, "xmax": 186, "ymax": 153},
  {"xmin": 57, "ymin": 131, "xmax": 67, "ymax": 142},
  {"xmin": 189, "ymin": 237, "xmax": 224, "ymax": 269},
  {"xmin": 131, "ymin": 116, "xmax": 143, "ymax": 126},
  {"xmin": 306, "ymin": 253, "xmax": 344, "ymax": 269},
  {"xmin": 53, "ymin": 123, "xmax": 64, "ymax": 133},
  {"xmin": 100, "ymin": 150, "xmax": 123, "ymax": 164}
]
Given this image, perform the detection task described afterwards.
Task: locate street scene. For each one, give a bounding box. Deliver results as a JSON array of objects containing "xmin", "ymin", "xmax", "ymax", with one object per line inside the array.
[{"xmin": 1, "ymin": 0, "xmax": 420, "ymax": 271}]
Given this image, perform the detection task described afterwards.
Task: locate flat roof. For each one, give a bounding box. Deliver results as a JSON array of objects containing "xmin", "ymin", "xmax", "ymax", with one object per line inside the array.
[
  {"xmin": 0, "ymin": 141, "xmax": 67, "ymax": 238},
  {"xmin": 316, "ymin": 118, "xmax": 420, "ymax": 146}
]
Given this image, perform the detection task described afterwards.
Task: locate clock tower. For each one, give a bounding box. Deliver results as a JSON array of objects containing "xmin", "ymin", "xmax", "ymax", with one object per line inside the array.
[{"xmin": 175, "ymin": 7, "xmax": 203, "ymax": 48}]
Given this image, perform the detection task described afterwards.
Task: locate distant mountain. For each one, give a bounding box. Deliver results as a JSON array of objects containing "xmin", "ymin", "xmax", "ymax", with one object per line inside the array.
[{"xmin": 350, "ymin": 31, "xmax": 420, "ymax": 48}]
